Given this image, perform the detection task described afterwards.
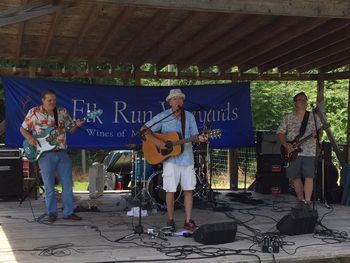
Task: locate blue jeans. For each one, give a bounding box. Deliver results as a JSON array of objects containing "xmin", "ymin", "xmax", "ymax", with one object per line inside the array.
[{"xmin": 38, "ymin": 151, "xmax": 74, "ymax": 218}]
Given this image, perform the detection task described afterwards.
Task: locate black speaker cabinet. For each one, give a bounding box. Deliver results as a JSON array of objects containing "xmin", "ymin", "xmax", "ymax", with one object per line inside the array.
[
  {"xmin": 0, "ymin": 157, "xmax": 23, "ymax": 197},
  {"xmin": 193, "ymin": 221, "xmax": 237, "ymax": 245},
  {"xmin": 256, "ymin": 130, "xmax": 281, "ymax": 155},
  {"xmin": 257, "ymin": 154, "xmax": 285, "ymax": 173},
  {"xmin": 277, "ymin": 207, "xmax": 318, "ymax": 235},
  {"xmin": 255, "ymin": 172, "xmax": 289, "ymax": 194}
]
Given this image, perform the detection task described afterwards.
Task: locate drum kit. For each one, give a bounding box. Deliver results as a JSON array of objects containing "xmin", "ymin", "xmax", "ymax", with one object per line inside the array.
[{"xmin": 128, "ymin": 142, "xmax": 215, "ymax": 209}]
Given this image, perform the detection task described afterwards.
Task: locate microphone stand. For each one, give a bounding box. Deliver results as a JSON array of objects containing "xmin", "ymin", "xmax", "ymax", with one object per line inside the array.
[
  {"xmin": 312, "ymin": 106, "xmax": 330, "ymax": 209},
  {"xmin": 116, "ymin": 107, "xmax": 182, "ymax": 242}
]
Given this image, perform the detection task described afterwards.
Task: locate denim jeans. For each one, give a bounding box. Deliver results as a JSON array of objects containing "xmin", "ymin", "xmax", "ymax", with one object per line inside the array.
[{"xmin": 38, "ymin": 151, "xmax": 74, "ymax": 218}]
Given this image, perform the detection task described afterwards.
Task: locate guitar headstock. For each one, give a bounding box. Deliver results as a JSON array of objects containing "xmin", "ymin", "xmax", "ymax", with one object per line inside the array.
[
  {"xmin": 203, "ymin": 129, "xmax": 222, "ymax": 139},
  {"xmin": 86, "ymin": 109, "xmax": 103, "ymax": 120}
]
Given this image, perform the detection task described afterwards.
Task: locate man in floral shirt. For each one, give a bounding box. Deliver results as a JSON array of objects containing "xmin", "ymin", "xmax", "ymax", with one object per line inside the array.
[
  {"xmin": 277, "ymin": 92, "xmax": 321, "ymax": 206},
  {"xmin": 20, "ymin": 89, "xmax": 85, "ymax": 222}
]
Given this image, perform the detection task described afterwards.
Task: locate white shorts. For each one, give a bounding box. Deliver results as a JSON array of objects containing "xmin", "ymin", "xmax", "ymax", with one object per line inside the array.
[{"xmin": 162, "ymin": 162, "xmax": 196, "ymax": 192}]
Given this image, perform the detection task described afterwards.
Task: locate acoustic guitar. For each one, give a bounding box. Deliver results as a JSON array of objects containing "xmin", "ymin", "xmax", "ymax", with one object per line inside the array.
[{"xmin": 142, "ymin": 129, "xmax": 221, "ymax": 165}]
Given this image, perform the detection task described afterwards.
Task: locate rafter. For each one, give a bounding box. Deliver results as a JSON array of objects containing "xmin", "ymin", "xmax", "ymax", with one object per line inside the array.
[
  {"xmin": 179, "ymin": 15, "xmax": 268, "ymax": 71},
  {"xmin": 156, "ymin": 13, "xmax": 228, "ymax": 70},
  {"xmin": 320, "ymin": 57, "xmax": 350, "ymax": 72},
  {"xmin": 278, "ymin": 37, "xmax": 350, "ymax": 73},
  {"xmin": 239, "ymin": 19, "xmax": 350, "ymax": 72},
  {"xmin": 90, "ymin": 7, "xmax": 134, "ymax": 63},
  {"xmin": 140, "ymin": 11, "xmax": 201, "ymax": 64},
  {"xmin": 220, "ymin": 17, "xmax": 327, "ymax": 71},
  {"xmin": 64, "ymin": 4, "xmax": 99, "ymax": 63},
  {"xmin": 298, "ymin": 49, "xmax": 350, "ymax": 73},
  {"xmin": 199, "ymin": 16, "xmax": 303, "ymax": 70},
  {"xmin": 95, "ymin": 0, "xmax": 350, "ymax": 19},
  {"xmin": 41, "ymin": 10, "xmax": 62, "ymax": 63},
  {"xmin": 258, "ymin": 25, "xmax": 350, "ymax": 72},
  {"xmin": 114, "ymin": 9, "xmax": 170, "ymax": 65},
  {"xmin": 0, "ymin": 0, "xmax": 67, "ymax": 27}
]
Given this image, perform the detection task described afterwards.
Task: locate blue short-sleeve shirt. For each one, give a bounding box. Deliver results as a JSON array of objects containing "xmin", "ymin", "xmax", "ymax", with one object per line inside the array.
[{"xmin": 145, "ymin": 108, "xmax": 199, "ymax": 166}]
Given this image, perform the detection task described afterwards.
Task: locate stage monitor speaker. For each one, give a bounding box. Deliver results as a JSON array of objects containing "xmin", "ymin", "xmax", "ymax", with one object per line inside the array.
[
  {"xmin": 276, "ymin": 207, "xmax": 318, "ymax": 235},
  {"xmin": 193, "ymin": 221, "xmax": 237, "ymax": 245},
  {"xmin": 255, "ymin": 172, "xmax": 289, "ymax": 194},
  {"xmin": 257, "ymin": 154, "xmax": 285, "ymax": 173},
  {"xmin": 0, "ymin": 158, "xmax": 23, "ymax": 197},
  {"xmin": 256, "ymin": 130, "xmax": 281, "ymax": 155}
]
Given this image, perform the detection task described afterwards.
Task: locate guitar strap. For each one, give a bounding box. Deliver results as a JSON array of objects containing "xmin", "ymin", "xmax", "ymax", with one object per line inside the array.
[
  {"xmin": 181, "ymin": 109, "xmax": 186, "ymax": 138},
  {"xmin": 53, "ymin": 107, "xmax": 58, "ymax": 128},
  {"xmin": 299, "ymin": 110, "xmax": 310, "ymax": 138}
]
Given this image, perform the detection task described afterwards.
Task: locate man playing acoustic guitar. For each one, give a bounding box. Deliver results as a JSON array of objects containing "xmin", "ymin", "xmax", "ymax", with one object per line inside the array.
[
  {"xmin": 20, "ymin": 89, "xmax": 85, "ymax": 222},
  {"xmin": 141, "ymin": 89, "xmax": 207, "ymax": 232},
  {"xmin": 277, "ymin": 92, "xmax": 321, "ymax": 206}
]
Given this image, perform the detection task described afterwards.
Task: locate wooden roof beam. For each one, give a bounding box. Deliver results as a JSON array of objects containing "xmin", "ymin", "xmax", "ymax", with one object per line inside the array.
[
  {"xmin": 114, "ymin": 9, "xmax": 170, "ymax": 65},
  {"xmin": 297, "ymin": 49, "xmax": 350, "ymax": 73},
  {"xmin": 140, "ymin": 11, "xmax": 201, "ymax": 64},
  {"xmin": 199, "ymin": 16, "xmax": 303, "ymax": 70},
  {"xmin": 64, "ymin": 4, "xmax": 99, "ymax": 63},
  {"xmin": 320, "ymin": 58, "xmax": 350, "ymax": 73},
  {"xmin": 220, "ymin": 17, "xmax": 327, "ymax": 72},
  {"xmin": 259, "ymin": 24, "xmax": 350, "ymax": 72},
  {"xmin": 41, "ymin": 10, "xmax": 62, "ymax": 63},
  {"xmin": 90, "ymin": 7, "xmax": 134, "ymax": 64},
  {"xmin": 239, "ymin": 19, "xmax": 350, "ymax": 73},
  {"xmin": 179, "ymin": 15, "xmax": 268, "ymax": 71},
  {"xmin": 279, "ymin": 37, "xmax": 350, "ymax": 73},
  {"xmin": 156, "ymin": 13, "xmax": 229, "ymax": 70},
  {"xmin": 95, "ymin": 0, "xmax": 350, "ymax": 19},
  {"xmin": 15, "ymin": 0, "xmax": 28, "ymax": 61},
  {"xmin": 0, "ymin": 0, "xmax": 67, "ymax": 27}
]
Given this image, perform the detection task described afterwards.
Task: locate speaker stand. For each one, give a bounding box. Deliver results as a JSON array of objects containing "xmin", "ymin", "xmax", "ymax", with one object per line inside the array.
[{"xmin": 19, "ymin": 162, "xmax": 42, "ymax": 205}]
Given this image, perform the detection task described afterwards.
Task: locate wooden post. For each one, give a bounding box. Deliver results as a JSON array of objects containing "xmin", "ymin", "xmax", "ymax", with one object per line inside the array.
[
  {"xmin": 317, "ymin": 74, "xmax": 324, "ymax": 109},
  {"xmin": 347, "ymin": 79, "xmax": 350, "ymax": 164}
]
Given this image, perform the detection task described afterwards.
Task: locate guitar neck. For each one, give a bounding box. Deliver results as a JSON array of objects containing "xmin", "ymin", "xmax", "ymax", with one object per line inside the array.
[
  {"xmin": 46, "ymin": 117, "xmax": 87, "ymax": 142},
  {"xmin": 297, "ymin": 133, "xmax": 313, "ymax": 146},
  {"xmin": 296, "ymin": 127, "xmax": 323, "ymax": 146}
]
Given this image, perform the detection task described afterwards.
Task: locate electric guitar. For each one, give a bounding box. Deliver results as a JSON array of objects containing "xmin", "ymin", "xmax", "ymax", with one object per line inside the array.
[
  {"xmin": 280, "ymin": 127, "xmax": 323, "ymax": 165},
  {"xmin": 23, "ymin": 109, "xmax": 103, "ymax": 162},
  {"xmin": 142, "ymin": 129, "xmax": 222, "ymax": 165}
]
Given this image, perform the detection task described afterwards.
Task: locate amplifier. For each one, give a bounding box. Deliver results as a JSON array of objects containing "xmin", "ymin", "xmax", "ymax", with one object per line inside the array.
[
  {"xmin": 256, "ymin": 130, "xmax": 281, "ymax": 155},
  {"xmin": 0, "ymin": 149, "xmax": 21, "ymax": 159}
]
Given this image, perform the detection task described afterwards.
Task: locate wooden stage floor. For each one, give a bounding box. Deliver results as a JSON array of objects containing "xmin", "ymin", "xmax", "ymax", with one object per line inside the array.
[{"xmin": 0, "ymin": 190, "xmax": 349, "ymax": 263}]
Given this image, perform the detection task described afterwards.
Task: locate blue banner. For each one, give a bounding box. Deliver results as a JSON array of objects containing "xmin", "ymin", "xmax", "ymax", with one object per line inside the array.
[{"xmin": 1, "ymin": 76, "xmax": 254, "ymax": 149}]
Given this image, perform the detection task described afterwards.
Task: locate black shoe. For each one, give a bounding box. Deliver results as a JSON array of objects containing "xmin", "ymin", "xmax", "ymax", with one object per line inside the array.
[
  {"xmin": 47, "ymin": 214, "xmax": 57, "ymax": 223},
  {"xmin": 167, "ymin": 219, "xmax": 176, "ymax": 232}
]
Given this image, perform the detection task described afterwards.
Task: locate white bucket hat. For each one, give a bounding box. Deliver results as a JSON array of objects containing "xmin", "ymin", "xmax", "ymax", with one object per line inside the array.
[{"xmin": 166, "ymin": 89, "xmax": 186, "ymax": 101}]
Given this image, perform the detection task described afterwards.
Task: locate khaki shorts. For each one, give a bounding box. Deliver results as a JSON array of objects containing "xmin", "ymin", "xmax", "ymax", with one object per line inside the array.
[{"xmin": 162, "ymin": 162, "xmax": 196, "ymax": 192}]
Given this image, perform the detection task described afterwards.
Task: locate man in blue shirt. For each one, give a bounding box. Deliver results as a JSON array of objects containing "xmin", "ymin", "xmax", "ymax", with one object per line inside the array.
[{"xmin": 141, "ymin": 89, "xmax": 207, "ymax": 232}]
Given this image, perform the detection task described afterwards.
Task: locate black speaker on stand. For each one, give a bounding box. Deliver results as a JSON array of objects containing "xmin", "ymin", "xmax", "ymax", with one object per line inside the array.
[{"xmin": 0, "ymin": 149, "xmax": 23, "ymax": 199}]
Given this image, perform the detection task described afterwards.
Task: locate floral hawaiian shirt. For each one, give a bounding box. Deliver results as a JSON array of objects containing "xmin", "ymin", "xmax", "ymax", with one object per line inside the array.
[{"xmin": 21, "ymin": 106, "xmax": 74, "ymax": 150}]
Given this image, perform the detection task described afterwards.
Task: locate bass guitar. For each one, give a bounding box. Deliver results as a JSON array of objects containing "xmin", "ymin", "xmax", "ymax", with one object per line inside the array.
[
  {"xmin": 142, "ymin": 129, "xmax": 221, "ymax": 165},
  {"xmin": 23, "ymin": 109, "xmax": 103, "ymax": 162}
]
